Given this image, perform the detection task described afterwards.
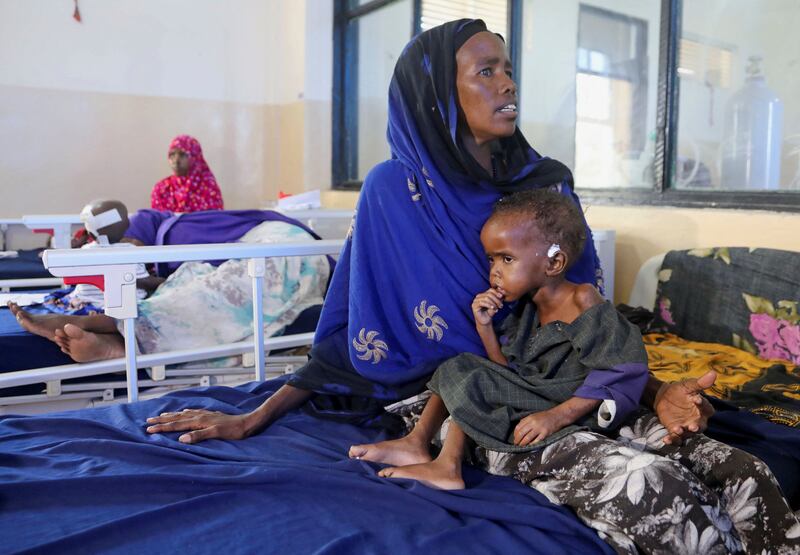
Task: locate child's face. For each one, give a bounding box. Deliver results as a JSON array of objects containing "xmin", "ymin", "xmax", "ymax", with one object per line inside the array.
[
  {"xmin": 169, "ymin": 148, "xmax": 191, "ymax": 176},
  {"xmin": 480, "ymin": 215, "xmax": 549, "ymax": 302}
]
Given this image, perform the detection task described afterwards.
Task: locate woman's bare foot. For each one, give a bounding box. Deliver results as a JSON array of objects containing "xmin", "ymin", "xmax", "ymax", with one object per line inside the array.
[
  {"xmin": 349, "ymin": 434, "xmax": 433, "ymax": 467},
  {"xmin": 8, "ymin": 302, "xmax": 72, "ymax": 340},
  {"xmin": 378, "ymin": 458, "xmax": 465, "ymax": 490},
  {"xmin": 53, "ymin": 324, "xmax": 125, "ymax": 362}
]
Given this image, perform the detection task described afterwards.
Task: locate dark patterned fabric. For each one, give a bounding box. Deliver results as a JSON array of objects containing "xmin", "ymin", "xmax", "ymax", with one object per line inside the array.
[
  {"xmin": 649, "ymin": 247, "xmax": 800, "ymax": 365},
  {"xmin": 392, "ymin": 399, "xmax": 800, "ymax": 553},
  {"xmin": 473, "ymin": 412, "xmax": 800, "ymax": 555},
  {"xmin": 428, "ymin": 301, "xmax": 648, "ymax": 452}
]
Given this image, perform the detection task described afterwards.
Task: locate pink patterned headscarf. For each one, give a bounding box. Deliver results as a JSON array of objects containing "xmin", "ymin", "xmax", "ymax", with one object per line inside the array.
[{"xmin": 150, "ymin": 135, "xmax": 224, "ymax": 212}]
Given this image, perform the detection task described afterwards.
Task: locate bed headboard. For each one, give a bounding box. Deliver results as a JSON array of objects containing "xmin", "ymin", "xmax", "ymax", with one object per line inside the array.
[
  {"xmin": 628, "ymin": 253, "xmax": 665, "ymax": 309},
  {"xmin": 641, "ymin": 247, "xmax": 800, "ymax": 364}
]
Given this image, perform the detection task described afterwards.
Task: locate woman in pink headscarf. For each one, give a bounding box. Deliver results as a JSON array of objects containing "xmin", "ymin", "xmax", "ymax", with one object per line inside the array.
[{"xmin": 151, "ymin": 135, "xmax": 224, "ymax": 212}]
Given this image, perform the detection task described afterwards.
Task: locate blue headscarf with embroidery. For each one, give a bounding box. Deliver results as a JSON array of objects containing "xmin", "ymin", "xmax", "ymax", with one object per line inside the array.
[{"xmin": 290, "ymin": 19, "xmax": 601, "ymax": 411}]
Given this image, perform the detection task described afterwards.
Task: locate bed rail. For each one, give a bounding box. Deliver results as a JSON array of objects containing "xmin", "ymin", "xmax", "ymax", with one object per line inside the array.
[
  {"xmin": 28, "ymin": 239, "xmax": 344, "ymax": 403},
  {"xmin": 0, "ymin": 277, "xmax": 64, "ymax": 292},
  {"xmin": 22, "ymin": 214, "xmax": 84, "ymax": 249}
]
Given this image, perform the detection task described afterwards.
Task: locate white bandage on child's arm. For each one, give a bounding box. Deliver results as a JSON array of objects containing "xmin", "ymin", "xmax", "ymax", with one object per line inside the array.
[{"xmin": 596, "ymin": 400, "xmax": 617, "ymax": 429}]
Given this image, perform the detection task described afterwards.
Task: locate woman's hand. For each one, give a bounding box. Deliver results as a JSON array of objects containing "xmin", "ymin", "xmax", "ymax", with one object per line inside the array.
[
  {"xmin": 513, "ymin": 409, "xmax": 565, "ymax": 446},
  {"xmin": 146, "ymin": 409, "xmax": 251, "ymax": 444},
  {"xmin": 472, "ymin": 287, "xmax": 505, "ymax": 327},
  {"xmin": 654, "ymin": 371, "xmax": 716, "ymax": 445}
]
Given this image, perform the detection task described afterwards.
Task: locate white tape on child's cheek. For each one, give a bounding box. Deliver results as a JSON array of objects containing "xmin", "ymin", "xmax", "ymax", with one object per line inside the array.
[
  {"xmin": 547, "ymin": 243, "xmax": 561, "ymax": 258},
  {"xmin": 80, "ymin": 207, "xmax": 122, "ymax": 235}
]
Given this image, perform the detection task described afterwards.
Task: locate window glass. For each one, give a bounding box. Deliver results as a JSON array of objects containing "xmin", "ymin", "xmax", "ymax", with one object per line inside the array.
[
  {"xmin": 676, "ymin": 0, "xmax": 800, "ymax": 191},
  {"xmin": 421, "ymin": 0, "xmax": 508, "ymax": 39},
  {"xmin": 519, "ymin": 1, "xmax": 661, "ymax": 189},
  {"xmin": 355, "ymin": 0, "xmax": 413, "ymax": 179}
]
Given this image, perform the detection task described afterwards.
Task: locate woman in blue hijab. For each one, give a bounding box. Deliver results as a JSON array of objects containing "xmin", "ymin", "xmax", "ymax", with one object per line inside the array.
[
  {"xmin": 147, "ymin": 19, "xmax": 710, "ymax": 444},
  {"xmin": 146, "ymin": 20, "xmax": 799, "ymax": 552},
  {"xmin": 147, "ymin": 19, "xmax": 605, "ymax": 435}
]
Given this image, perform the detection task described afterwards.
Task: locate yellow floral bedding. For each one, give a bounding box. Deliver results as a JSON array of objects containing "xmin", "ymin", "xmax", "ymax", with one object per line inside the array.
[{"xmin": 644, "ymin": 333, "xmax": 800, "ymax": 427}]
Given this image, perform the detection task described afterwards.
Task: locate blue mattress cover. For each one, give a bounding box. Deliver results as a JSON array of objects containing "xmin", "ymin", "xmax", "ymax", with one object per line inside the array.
[
  {"xmin": 0, "ymin": 249, "xmax": 50, "ymax": 279},
  {"xmin": 0, "ymin": 305, "xmax": 72, "ymax": 377},
  {"xmin": 0, "ymin": 377, "xmax": 613, "ymax": 555}
]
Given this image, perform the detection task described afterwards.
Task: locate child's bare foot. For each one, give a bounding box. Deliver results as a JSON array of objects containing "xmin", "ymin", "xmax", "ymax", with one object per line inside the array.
[
  {"xmin": 349, "ymin": 434, "xmax": 432, "ymax": 467},
  {"xmin": 378, "ymin": 458, "xmax": 465, "ymax": 490},
  {"xmin": 8, "ymin": 302, "xmax": 69, "ymax": 340},
  {"xmin": 53, "ymin": 324, "xmax": 125, "ymax": 362}
]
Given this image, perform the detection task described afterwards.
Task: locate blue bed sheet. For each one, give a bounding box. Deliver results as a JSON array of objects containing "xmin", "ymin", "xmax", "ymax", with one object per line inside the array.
[
  {"xmin": 706, "ymin": 397, "xmax": 800, "ymax": 508},
  {"xmin": 0, "ymin": 377, "xmax": 613, "ymax": 555},
  {"xmin": 0, "ymin": 249, "xmax": 50, "ymax": 279},
  {"xmin": 0, "ymin": 306, "xmax": 72, "ymax": 376}
]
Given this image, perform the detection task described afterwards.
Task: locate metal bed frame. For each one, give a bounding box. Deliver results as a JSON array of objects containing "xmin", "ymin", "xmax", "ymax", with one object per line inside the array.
[{"xmin": 0, "ymin": 236, "xmax": 345, "ymax": 411}]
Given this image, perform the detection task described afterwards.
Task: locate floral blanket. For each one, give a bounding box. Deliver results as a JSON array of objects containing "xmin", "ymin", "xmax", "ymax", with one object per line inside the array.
[
  {"xmin": 650, "ymin": 247, "xmax": 800, "ymax": 364},
  {"xmin": 645, "ymin": 247, "xmax": 800, "ymax": 427}
]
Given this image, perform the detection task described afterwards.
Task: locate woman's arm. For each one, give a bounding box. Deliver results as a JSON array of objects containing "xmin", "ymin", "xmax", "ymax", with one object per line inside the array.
[
  {"xmin": 643, "ymin": 371, "xmax": 716, "ymax": 445},
  {"xmin": 146, "ymin": 384, "xmax": 314, "ymax": 443}
]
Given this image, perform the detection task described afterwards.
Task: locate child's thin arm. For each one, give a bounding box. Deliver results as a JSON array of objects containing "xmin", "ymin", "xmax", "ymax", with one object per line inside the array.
[
  {"xmin": 550, "ymin": 396, "xmax": 602, "ymax": 427},
  {"xmin": 472, "ymin": 288, "xmax": 508, "ymax": 366},
  {"xmin": 513, "ymin": 396, "xmax": 600, "ymax": 446},
  {"xmin": 477, "ymin": 325, "xmax": 508, "ymax": 366}
]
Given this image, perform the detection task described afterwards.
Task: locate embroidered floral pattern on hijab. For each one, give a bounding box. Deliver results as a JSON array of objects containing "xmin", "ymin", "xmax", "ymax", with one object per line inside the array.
[{"xmin": 414, "ymin": 301, "xmax": 449, "ymax": 342}]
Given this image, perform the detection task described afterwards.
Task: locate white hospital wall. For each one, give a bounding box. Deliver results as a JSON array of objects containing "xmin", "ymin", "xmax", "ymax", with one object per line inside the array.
[{"xmin": 0, "ymin": 0, "xmax": 334, "ymax": 218}]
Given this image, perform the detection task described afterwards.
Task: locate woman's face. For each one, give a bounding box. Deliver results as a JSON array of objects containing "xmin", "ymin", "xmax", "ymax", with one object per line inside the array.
[
  {"xmin": 455, "ymin": 31, "xmax": 518, "ymax": 145},
  {"xmin": 169, "ymin": 148, "xmax": 191, "ymax": 177}
]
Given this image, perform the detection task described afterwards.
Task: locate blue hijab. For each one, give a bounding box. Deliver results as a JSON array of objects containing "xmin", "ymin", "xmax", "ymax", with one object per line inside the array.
[{"xmin": 291, "ymin": 19, "xmax": 600, "ymax": 408}]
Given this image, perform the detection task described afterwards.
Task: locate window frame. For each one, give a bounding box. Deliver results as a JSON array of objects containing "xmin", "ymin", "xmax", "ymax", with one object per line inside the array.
[
  {"xmin": 577, "ymin": 0, "xmax": 799, "ymax": 212},
  {"xmin": 331, "ymin": 0, "xmax": 800, "ymax": 212},
  {"xmin": 332, "ymin": 0, "xmax": 521, "ymax": 191}
]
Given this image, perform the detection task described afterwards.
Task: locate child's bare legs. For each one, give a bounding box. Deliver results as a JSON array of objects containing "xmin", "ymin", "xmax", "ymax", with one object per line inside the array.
[
  {"xmin": 8, "ymin": 302, "xmax": 118, "ymax": 340},
  {"xmin": 378, "ymin": 419, "xmax": 467, "ymax": 490},
  {"xmin": 53, "ymin": 324, "xmax": 125, "ymax": 362},
  {"xmin": 349, "ymin": 394, "xmax": 449, "ymax": 466}
]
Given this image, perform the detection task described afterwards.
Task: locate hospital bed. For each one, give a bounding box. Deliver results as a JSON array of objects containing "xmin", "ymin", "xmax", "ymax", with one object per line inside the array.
[
  {"xmin": 0, "ymin": 213, "xmax": 83, "ymax": 252},
  {"xmin": 0, "ymin": 238, "xmax": 344, "ymax": 414},
  {"xmin": 0, "ymin": 231, "xmax": 613, "ymax": 554},
  {"xmin": 0, "ymin": 214, "xmax": 82, "ymax": 292},
  {"xmin": 0, "ymin": 208, "xmax": 356, "ymax": 412},
  {"xmin": 1, "ymin": 244, "xmax": 798, "ymax": 553}
]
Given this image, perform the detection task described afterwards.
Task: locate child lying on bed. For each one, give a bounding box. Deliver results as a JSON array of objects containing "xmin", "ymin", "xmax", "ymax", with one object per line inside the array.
[
  {"xmin": 351, "ymin": 189, "xmax": 799, "ymax": 553},
  {"xmin": 40, "ymin": 200, "xmax": 160, "ymax": 315},
  {"xmin": 8, "ymin": 206, "xmax": 330, "ymax": 363}
]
